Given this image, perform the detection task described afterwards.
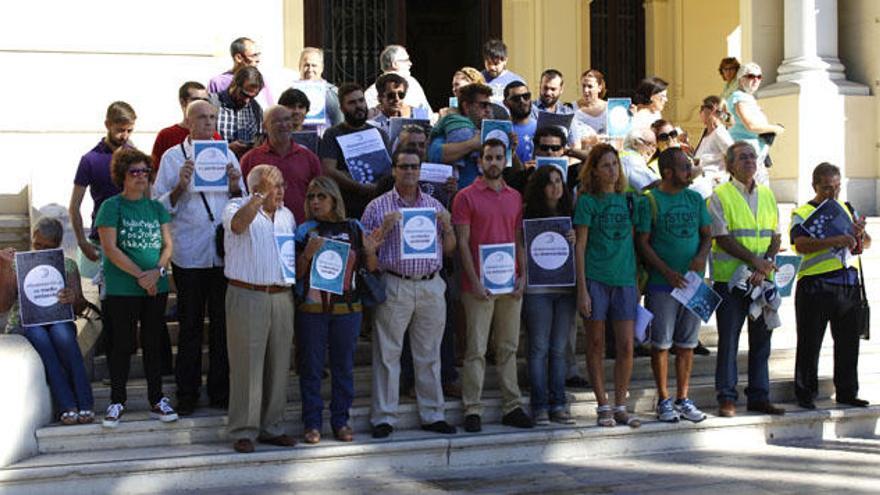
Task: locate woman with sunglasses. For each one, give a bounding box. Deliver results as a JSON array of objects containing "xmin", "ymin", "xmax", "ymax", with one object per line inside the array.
[
  {"xmin": 294, "ymin": 176, "xmax": 382, "ymax": 444},
  {"xmin": 647, "ymin": 119, "xmax": 679, "ymax": 178},
  {"xmin": 692, "ymin": 96, "xmax": 734, "ymax": 198},
  {"xmin": 95, "ymin": 147, "xmax": 176, "ymax": 428},
  {"xmin": 727, "ymin": 62, "xmax": 785, "ymax": 183}
]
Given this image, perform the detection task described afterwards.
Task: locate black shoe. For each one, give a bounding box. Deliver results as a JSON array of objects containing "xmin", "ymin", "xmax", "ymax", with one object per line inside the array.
[
  {"xmin": 565, "ymin": 376, "xmax": 590, "ymax": 388},
  {"xmin": 501, "ymin": 407, "xmax": 534, "ymax": 429},
  {"xmin": 421, "ymin": 421, "xmax": 457, "ymax": 434},
  {"xmin": 176, "ymin": 399, "xmax": 196, "ymax": 417},
  {"xmin": 463, "ymin": 414, "xmax": 482, "ymax": 433},
  {"xmin": 837, "ymin": 397, "xmax": 870, "ymax": 407},
  {"xmin": 371, "ymin": 423, "xmax": 393, "ymax": 439},
  {"xmin": 746, "ymin": 401, "xmax": 785, "ymax": 415},
  {"xmin": 694, "ymin": 342, "xmax": 711, "ymax": 356},
  {"xmin": 797, "ymin": 399, "xmax": 816, "ymax": 410}
]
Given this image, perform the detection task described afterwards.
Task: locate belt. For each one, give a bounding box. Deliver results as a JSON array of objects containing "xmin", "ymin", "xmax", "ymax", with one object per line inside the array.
[
  {"xmin": 386, "ymin": 270, "xmax": 438, "ymax": 281},
  {"xmin": 228, "ymin": 279, "xmax": 289, "ymax": 293}
]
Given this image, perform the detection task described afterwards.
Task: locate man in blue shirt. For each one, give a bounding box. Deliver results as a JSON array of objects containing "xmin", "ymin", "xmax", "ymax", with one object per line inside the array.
[{"xmin": 503, "ymin": 81, "xmax": 536, "ymax": 166}]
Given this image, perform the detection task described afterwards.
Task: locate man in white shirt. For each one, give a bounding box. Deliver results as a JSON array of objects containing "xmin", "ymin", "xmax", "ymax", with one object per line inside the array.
[
  {"xmin": 223, "ymin": 164, "xmax": 297, "ymax": 453},
  {"xmin": 364, "ymin": 45, "xmax": 432, "ymax": 115},
  {"xmin": 153, "ymin": 100, "xmax": 245, "ymax": 415}
]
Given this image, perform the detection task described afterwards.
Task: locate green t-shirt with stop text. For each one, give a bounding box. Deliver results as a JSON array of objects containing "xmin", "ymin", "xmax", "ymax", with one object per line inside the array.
[
  {"xmin": 573, "ymin": 192, "xmax": 648, "ymax": 287},
  {"xmin": 643, "ymin": 188, "xmax": 712, "ymax": 286}
]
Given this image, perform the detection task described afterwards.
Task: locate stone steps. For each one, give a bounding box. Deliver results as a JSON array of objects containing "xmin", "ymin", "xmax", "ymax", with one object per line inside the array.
[{"xmin": 3, "ymin": 403, "xmax": 878, "ymax": 495}]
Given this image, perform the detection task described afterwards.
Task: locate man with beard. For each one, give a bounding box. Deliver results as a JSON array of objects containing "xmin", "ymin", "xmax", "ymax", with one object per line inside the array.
[
  {"xmin": 318, "ymin": 83, "xmax": 391, "ymax": 219},
  {"xmin": 531, "ymin": 69, "xmax": 575, "ymax": 118},
  {"xmin": 452, "ymin": 138, "xmax": 533, "ymax": 433},
  {"xmin": 503, "ymin": 81, "xmax": 536, "ymax": 166},
  {"xmin": 364, "ymin": 45, "xmax": 432, "ymax": 115},
  {"xmin": 208, "ymin": 37, "xmax": 273, "ymax": 110},
  {"xmin": 481, "ymin": 39, "xmax": 525, "ymax": 102},
  {"xmin": 210, "ymin": 66, "xmax": 265, "ymax": 158},
  {"xmin": 636, "ymin": 148, "xmax": 711, "ymax": 424}
]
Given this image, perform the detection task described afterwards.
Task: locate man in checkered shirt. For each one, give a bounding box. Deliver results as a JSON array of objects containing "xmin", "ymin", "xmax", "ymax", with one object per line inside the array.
[{"xmin": 210, "ymin": 65, "xmax": 264, "ymax": 159}]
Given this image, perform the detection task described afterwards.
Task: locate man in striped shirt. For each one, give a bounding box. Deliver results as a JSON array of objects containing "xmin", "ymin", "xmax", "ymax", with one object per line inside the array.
[{"xmin": 361, "ymin": 147, "xmax": 458, "ymax": 439}]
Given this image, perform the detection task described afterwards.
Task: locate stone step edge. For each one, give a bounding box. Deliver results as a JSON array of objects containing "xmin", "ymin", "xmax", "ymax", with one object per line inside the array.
[{"xmin": 5, "ymin": 405, "xmax": 879, "ymax": 489}]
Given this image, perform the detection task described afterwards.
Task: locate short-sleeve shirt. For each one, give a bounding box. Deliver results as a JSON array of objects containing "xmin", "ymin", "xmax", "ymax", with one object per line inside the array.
[
  {"xmin": 643, "ymin": 188, "xmax": 712, "ymax": 287},
  {"xmin": 294, "ymin": 219, "xmax": 362, "ymax": 312},
  {"xmin": 73, "ymin": 140, "xmax": 121, "ymax": 240},
  {"xmin": 317, "ymin": 123, "xmax": 391, "ymax": 218},
  {"xmin": 451, "ymin": 178, "xmax": 522, "ymax": 293},
  {"xmin": 573, "ymin": 192, "xmax": 648, "ymax": 287},
  {"xmin": 483, "ymin": 70, "xmax": 526, "ymax": 101},
  {"xmin": 240, "ymin": 139, "xmax": 323, "ymax": 224},
  {"xmin": 95, "ymin": 195, "xmax": 171, "ymax": 296},
  {"xmin": 512, "ymin": 119, "xmax": 537, "ymax": 164}
]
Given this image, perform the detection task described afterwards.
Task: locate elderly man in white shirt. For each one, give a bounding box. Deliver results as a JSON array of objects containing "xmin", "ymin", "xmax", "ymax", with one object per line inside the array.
[
  {"xmin": 153, "ymin": 99, "xmax": 244, "ymax": 416},
  {"xmin": 223, "ymin": 164, "xmax": 298, "ymax": 453},
  {"xmin": 364, "ymin": 45, "xmax": 433, "ymax": 117}
]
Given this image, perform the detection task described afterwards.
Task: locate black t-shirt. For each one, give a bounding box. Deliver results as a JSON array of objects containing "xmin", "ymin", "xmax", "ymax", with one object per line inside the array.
[{"xmin": 317, "ymin": 123, "xmax": 391, "ymax": 219}]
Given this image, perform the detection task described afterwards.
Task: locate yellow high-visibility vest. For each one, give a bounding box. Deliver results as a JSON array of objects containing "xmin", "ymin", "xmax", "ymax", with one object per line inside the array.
[
  {"xmin": 711, "ymin": 181, "xmax": 778, "ymax": 282},
  {"xmin": 791, "ymin": 200, "xmax": 858, "ymax": 279}
]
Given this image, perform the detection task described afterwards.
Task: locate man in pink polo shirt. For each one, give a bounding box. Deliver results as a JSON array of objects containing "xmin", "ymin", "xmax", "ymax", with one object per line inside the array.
[
  {"xmin": 452, "ymin": 138, "xmax": 533, "ymax": 433},
  {"xmin": 240, "ymin": 105, "xmax": 323, "ymax": 223}
]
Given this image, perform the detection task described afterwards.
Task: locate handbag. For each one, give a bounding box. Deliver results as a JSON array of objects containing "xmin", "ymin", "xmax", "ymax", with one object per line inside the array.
[
  {"xmin": 854, "ymin": 255, "xmax": 870, "ymax": 340},
  {"xmin": 348, "ymin": 219, "xmax": 387, "ymax": 307},
  {"xmin": 198, "ymin": 192, "xmax": 225, "ymax": 259}
]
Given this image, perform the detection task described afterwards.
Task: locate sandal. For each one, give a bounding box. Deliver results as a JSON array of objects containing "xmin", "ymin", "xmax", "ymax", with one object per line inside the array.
[
  {"xmin": 596, "ymin": 405, "xmax": 615, "ymax": 427},
  {"xmin": 333, "ymin": 425, "xmax": 354, "ymax": 442},
  {"xmin": 60, "ymin": 410, "xmax": 79, "ymax": 425},
  {"xmin": 613, "ymin": 405, "xmax": 641, "ymax": 428},
  {"xmin": 303, "ymin": 428, "xmax": 321, "ymax": 444},
  {"xmin": 77, "ymin": 410, "xmax": 95, "ymax": 424}
]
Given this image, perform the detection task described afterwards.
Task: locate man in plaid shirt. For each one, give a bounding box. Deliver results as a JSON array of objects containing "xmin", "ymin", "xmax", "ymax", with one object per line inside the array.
[
  {"xmin": 361, "ymin": 146, "xmax": 458, "ymax": 439},
  {"xmin": 210, "ymin": 65, "xmax": 264, "ymax": 158}
]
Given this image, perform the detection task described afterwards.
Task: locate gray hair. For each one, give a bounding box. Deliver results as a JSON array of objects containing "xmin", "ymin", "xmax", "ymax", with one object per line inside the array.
[
  {"xmin": 379, "ymin": 45, "xmax": 406, "ymax": 71},
  {"xmin": 33, "ymin": 217, "xmax": 64, "ymax": 246},
  {"xmin": 623, "ymin": 127, "xmax": 656, "ymax": 153},
  {"xmin": 724, "ymin": 140, "xmax": 757, "ymax": 167},
  {"xmin": 246, "ymin": 164, "xmax": 281, "ymax": 193}
]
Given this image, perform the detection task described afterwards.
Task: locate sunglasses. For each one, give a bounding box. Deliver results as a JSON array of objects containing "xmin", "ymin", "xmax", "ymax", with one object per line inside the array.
[
  {"xmin": 307, "ymin": 192, "xmax": 328, "ymax": 201},
  {"xmin": 507, "ymin": 93, "xmax": 531, "ymax": 103},
  {"xmin": 745, "ymin": 74, "xmax": 763, "ymax": 80},
  {"xmin": 395, "ymin": 163, "xmax": 420, "ymax": 170},
  {"xmin": 538, "ymin": 144, "xmax": 563, "ymax": 152},
  {"xmin": 127, "ymin": 167, "xmax": 152, "ymax": 177},
  {"xmin": 657, "ymin": 130, "xmax": 679, "ymax": 142},
  {"xmin": 384, "ymin": 91, "xmax": 406, "ymax": 100}
]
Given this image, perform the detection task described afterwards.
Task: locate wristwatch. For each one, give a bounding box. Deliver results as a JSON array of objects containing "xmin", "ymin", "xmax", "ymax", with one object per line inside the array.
[{"xmin": 158, "ymin": 266, "xmax": 167, "ymax": 277}]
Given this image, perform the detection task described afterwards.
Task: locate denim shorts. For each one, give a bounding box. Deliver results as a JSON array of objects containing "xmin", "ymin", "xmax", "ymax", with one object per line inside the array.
[
  {"xmin": 645, "ymin": 289, "xmax": 700, "ymax": 349},
  {"xmin": 586, "ymin": 279, "xmax": 637, "ymax": 321}
]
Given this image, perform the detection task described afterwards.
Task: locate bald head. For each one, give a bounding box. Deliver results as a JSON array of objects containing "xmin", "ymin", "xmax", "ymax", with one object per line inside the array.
[
  {"xmin": 185, "ymin": 100, "xmax": 218, "ymax": 140},
  {"xmin": 264, "ymin": 105, "xmax": 295, "ymax": 144}
]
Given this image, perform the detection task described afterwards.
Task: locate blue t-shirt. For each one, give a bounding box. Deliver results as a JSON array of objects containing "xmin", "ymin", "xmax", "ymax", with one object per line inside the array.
[{"xmin": 512, "ymin": 119, "xmax": 537, "ymax": 164}]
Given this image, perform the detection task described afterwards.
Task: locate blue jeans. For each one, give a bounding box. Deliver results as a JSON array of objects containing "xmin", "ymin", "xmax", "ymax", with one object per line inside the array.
[
  {"xmin": 524, "ymin": 292, "xmax": 575, "ymax": 413},
  {"xmin": 22, "ymin": 322, "xmax": 94, "ymax": 412},
  {"xmin": 714, "ymin": 282, "xmax": 772, "ymax": 404},
  {"xmin": 296, "ymin": 310, "xmax": 362, "ymax": 431}
]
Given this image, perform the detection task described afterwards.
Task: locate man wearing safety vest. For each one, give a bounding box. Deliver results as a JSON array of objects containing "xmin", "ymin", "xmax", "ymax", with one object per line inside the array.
[
  {"xmin": 708, "ymin": 141, "xmax": 783, "ymax": 418},
  {"xmin": 790, "ymin": 163, "xmax": 871, "ymax": 410}
]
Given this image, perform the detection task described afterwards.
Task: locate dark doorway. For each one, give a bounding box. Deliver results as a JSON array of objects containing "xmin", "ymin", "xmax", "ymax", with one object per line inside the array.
[
  {"xmin": 590, "ymin": 0, "xmax": 645, "ymax": 98},
  {"xmin": 304, "ymin": 0, "xmax": 501, "ymax": 110}
]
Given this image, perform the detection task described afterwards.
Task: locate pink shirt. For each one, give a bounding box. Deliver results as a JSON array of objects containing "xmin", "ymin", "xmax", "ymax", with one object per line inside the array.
[
  {"xmin": 451, "ymin": 177, "xmax": 522, "ymax": 293},
  {"xmin": 240, "ymin": 139, "xmax": 323, "ymax": 223}
]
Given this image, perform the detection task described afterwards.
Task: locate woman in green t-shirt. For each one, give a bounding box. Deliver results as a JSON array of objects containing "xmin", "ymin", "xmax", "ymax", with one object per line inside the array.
[
  {"xmin": 95, "ymin": 148, "xmax": 176, "ymax": 428},
  {"xmin": 574, "ymin": 143, "xmax": 644, "ymax": 429}
]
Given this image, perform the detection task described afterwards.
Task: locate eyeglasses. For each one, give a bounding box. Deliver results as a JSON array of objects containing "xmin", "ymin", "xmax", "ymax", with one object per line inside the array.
[
  {"xmin": 307, "ymin": 192, "xmax": 328, "ymax": 201},
  {"xmin": 507, "ymin": 93, "xmax": 531, "ymax": 103},
  {"xmin": 127, "ymin": 167, "xmax": 151, "ymax": 177},
  {"xmin": 745, "ymin": 74, "xmax": 763, "ymax": 80},
  {"xmin": 538, "ymin": 144, "xmax": 563, "ymax": 152},
  {"xmin": 657, "ymin": 130, "xmax": 679, "ymax": 142},
  {"xmin": 395, "ymin": 163, "xmax": 420, "ymax": 170},
  {"xmin": 384, "ymin": 91, "xmax": 406, "ymax": 100}
]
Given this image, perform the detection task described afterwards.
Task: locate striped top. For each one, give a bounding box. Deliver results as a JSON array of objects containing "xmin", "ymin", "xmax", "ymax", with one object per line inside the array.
[
  {"xmin": 222, "ymin": 197, "xmax": 296, "ymax": 286},
  {"xmin": 361, "ymin": 187, "xmax": 446, "ymax": 276}
]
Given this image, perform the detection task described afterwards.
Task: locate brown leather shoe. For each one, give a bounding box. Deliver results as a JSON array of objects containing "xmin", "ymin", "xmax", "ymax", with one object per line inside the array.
[
  {"xmin": 257, "ymin": 434, "xmax": 297, "ymax": 447},
  {"xmin": 233, "ymin": 438, "xmax": 255, "ymax": 453},
  {"xmin": 303, "ymin": 429, "xmax": 321, "ymax": 444},
  {"xmin": 718, "ymin": 400, "xmax": 737, "ymax": 418},
  {"xmin": 333, "ymin": 425, "xmax": 354, "ymax": 442},
  {"xmin": 747, "ymin": 401, "xmax": 786, "ymax": 415},
  {"xmin": 443, "ymin": 382, "xmax": 462, "ymax": 399}
]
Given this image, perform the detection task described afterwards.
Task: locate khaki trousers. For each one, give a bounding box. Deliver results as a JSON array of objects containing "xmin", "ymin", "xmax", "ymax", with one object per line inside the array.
[
  {"xmin": 371, "ymin": 273, "xmax": 446, "ymax": 426},
  {"xmin": 461, "ymin": 291, "xmax": 523, "ymax": 416},
  {"xmin": 225, "ymin": 285, "xmax": 294, "ymax": 440}
]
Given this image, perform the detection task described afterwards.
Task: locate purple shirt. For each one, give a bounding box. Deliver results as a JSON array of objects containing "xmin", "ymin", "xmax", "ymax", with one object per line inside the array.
[
  {"xmin": 73, "ymin": 140, "xmax": 121, "ymax": 240},
  {"xmin": 362, "ymin": 187, "xmax": 446, "ymax": 276}
]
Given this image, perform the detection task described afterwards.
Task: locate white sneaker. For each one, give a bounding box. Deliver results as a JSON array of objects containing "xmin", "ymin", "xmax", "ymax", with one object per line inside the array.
[
  {"xmin": 656, "ymin": 398, "xmax": 679, "ymax": 423},
  {"xmin": 102, "ymin": 403, "xmax": 124, "ymax": 428},
  {"xmin": 533, "ymin": 410, "xmax": 550, "ymax": 426},
  {"xmin": 150, "ymin": 397, "xmax": 179, "ymax": 423},
  {"xmin": 675, "ymin": 398, "xmax": 707, "ymax": 423}
]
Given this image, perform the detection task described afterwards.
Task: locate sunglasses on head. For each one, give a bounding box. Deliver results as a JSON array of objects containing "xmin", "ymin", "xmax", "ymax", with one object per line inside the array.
[
  {"xmin": 127, "ymin": 167, "xmax": 151, "ymax": 177},
  {"xmin": 384, "ymin": 91, "xmax": 406, "ymax": 100},
  {"xmin": 507, "ymin": 92, "xmax": 531, "ymax": 103},
  {"xmin": 657, "ymin": 130, "xmax": 679, "ymax": 141},
  {"xmin": 307, "ymin": 192, "xmax": 328, "ymax": 201},
  {"xmin": 538, "ymin": 144, "xmax": 563, "ymax": 152}
]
